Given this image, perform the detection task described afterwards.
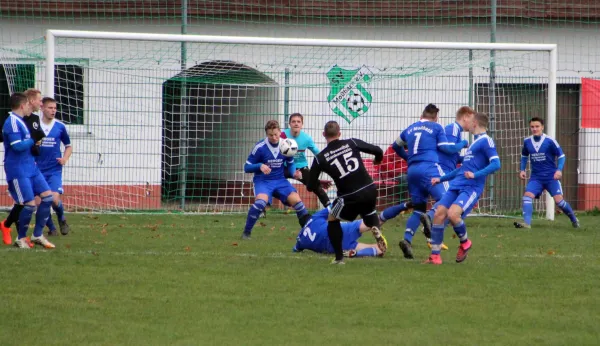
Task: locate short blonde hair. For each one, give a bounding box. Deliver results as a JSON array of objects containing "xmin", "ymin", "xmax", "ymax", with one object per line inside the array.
[{"xmin": 23, "ymin": 88, "xmax": 41, "ymax": 100}]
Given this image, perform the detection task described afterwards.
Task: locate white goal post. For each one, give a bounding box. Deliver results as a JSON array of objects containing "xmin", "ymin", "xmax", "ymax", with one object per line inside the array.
[{"xmin": 44, "ymin": 29, "xmax": 558, "ymax": 219}]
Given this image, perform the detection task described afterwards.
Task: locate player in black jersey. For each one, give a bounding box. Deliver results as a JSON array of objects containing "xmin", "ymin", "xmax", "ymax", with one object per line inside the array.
[{"xmin": 307, "ymin": 121, "xmax": 386, "ymax": 264}]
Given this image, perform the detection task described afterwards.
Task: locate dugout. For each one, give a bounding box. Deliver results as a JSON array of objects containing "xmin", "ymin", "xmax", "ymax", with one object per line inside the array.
[{"xmin": 161, "ymin": 60, "xmax": 279, "ymax": 206}]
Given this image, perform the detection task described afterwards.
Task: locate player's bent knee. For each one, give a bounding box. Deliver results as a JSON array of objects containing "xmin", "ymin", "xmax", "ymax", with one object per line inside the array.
[
  {"xmin": 39, "ymin": 190, "xmax": 52, "ymax": 199},
  {"xmin": 52, "ymin": 192, "xmax": 60, "ymax": 204},
  {"xmin": 448, "ymin": 206, "xmax": 463, "ymax": 224},
  {"xmin": 363, "ymin": 212, "xmax": 380, "ymax": 228},
  {"xmin": 41, "ymin": 195, "xmax": 53, "ymax": 204},
  {"xmin": 255, "ymin": 194, "xmax": 269, "ymax": 202},
  {"xmin": 433, "ymin": 206, "xmax": 448, "ymax": 222},
  {"xmin": 524, "ymin": 191, "xmax": 535, "ymax": 198},
  {"xmin": 286, "ymin": 192, "xmax": 301, "ymax": 205},
  {"xmin": 553, "ymin": 195, "xmax": 564, "ymax": 204}
]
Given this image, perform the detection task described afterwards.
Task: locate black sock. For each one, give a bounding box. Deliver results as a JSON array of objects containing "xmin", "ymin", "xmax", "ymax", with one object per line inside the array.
[
  {"xmin": 316, "ymin": 188, "xmax": 331, "ymax": 208},
  {"xmin": 327, "ymin": 220, "xmax": 344, "ymax": 261},
  {"xmin": 5, "ymin": 204, "xmax": 24, "ymax": 228}
]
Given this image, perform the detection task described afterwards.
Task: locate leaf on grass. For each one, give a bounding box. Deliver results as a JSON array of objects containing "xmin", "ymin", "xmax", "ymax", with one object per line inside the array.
[
  {"xmin": 497, "ymin": 243, "xmax": 503, "ymax": 249},
  {"xmin": 184, "ymin": 246, "xmax": 191, "ymax": 252},
  {"xmin": 288, "ymin": 237, "xmax": 294, "ymax": 241},
  {"xmin": 452, "ymin": 234, "xmax": 457, "ymax": 239},
  {"xmin": 65, "ymin": 244, "xmax": 71, "ymax": 249},
  {"xmin": 232, "ymin": 242, "xmax": 238, "ymax": 246},
  {"xmin": 480, "ymin": 234, "xmax": 488, "ymax": 238},
  {"xmin": 259, "ymin": 222, "xmax": 267, "ymax": 227},
  {"xmin": 118, "ymin": 224, "xmax": 124, "ymax": 228},
  {"xmin": 100, "ymin": 229, "xmax": 107, "ymax": 235},
  {"xmin": 93, "ymin": 241, "xmax": 103, "ymax": 245},
  {"xmin": 85, "ymin": 215, "xmax": 99, "ymax": 220},
  {"xmin": 91, "ymin": 251, "xmax": 99, "ymax": 256},
  {"xmin": 270, "ymin": 226, "xmax": 275, "ymax": 231},
  {"xmin": 200, "ymin": 230, "xmax": 205, "ymax": 234},
  {"xmin": 230, "ymin": 223, "xmax": 235, "ymax": 227},
  {"xmin": 547, "ymin": 250, "xmax": 556, "ymax": 255},
  {"xmin": 497, "ymin": 234, "xmax": 504, "ymax": 238},
  {"xmin": 280, "ymin": 226, "xmax": 286, "ymax": 231},
  {"xmin": 120, "ymin": 216, "xmax": 128, "ymax": 220}
]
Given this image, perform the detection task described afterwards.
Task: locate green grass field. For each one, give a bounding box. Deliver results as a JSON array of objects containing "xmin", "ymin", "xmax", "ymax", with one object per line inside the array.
[{"xmin": 0, "ymin": 212, "xmax": 598, "ymax": 345}]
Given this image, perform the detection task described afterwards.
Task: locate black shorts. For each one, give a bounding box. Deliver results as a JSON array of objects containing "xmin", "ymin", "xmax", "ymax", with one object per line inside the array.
[{"xmin": 330, "ymin": 185, "xmax": 377, "ymax": 223}]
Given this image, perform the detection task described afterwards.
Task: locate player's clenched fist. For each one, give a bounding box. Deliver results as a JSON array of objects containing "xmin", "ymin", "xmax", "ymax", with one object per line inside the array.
[{"xmin": 260, "ymin": 164, "xmax": 271, "ymax": 175}]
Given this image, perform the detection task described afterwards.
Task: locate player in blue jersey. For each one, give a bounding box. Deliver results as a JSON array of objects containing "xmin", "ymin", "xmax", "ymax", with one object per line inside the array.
[
  {"xmin": 292, "ymin": 208, "xmax": 387, "ymax": 258},
  {"xmin": 392, "ymin": 104, "xmax": 468, "ymax": 259},
  {"xmin": 514, "ymin": 117, "xmax": 579, "ymax": 229},
  {"xmin": 282, "ymin": 113, "xmax": 330, "ymax": 207},
  {"xmin": 242, "ymin": 120, "xmax": 310, "ymax": 239},
  {"xmin": 0, "ymin": 89, "xmax": 46, "ymax": 245},
  {"xmin": 428, "ymin": 112, "xmax": 501, "ymax": 264},
  {"xmin": 36, "ymin": 97, "xmax": 73, "ymax": 236},
  {"xmin": 2, "ymin": 93, "xmax": 56, "ymax": 249}
]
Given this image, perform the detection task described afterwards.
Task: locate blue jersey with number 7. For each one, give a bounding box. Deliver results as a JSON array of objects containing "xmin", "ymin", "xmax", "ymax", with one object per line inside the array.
[{"xmin": 399, "ymin": 119, "xmax": 453, "ymax": 166}]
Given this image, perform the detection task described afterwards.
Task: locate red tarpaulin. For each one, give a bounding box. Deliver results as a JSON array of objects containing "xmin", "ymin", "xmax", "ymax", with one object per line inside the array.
[{"xmin": 581, "ymin": 78, "xmax": 600, "ymax": 128}]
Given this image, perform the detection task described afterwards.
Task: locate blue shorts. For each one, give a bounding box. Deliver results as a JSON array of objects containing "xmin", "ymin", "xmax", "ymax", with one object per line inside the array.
[
  {"xmin": 526, "ymin": 179, "xmax": 563, "ymax": 198},
  {"xmin": 436, "ymin": 186, "xmax": 480, "ymax": 218},
  {"xmin": 7, "ymin": 171, "xmax": 51, "ymax": 204},
  {"xmin": 407, "ymin": 163, "xmax": 448, "ymax": 204},
  {"xmin": 42, "ymin": 172, "xmax": 63, "ymax": 194},
  {"xmin": 325, "ymin": 220, "xmax": 363, "ymax": 253},
  {"xmin": 254, "ymin": 179, "xmax": 297, "ymax": 205}
]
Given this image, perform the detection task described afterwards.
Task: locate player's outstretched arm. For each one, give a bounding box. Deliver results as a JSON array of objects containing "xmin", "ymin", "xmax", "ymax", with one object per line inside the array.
[
  {"xmin": 438, "ymin": 139, "xmax": 468, "ymax": 155},
  {"xmin": 439, "ymin": 167, "xmax": 461, "ymax": 182},
  {"xmin": 437, "ymin": 125, "xmax": 468, "ymax": 154},
  {"xmin": 6, "ymin": 130, "xmax": 34, "ymax": 152},
  {"xmin": 307, "ymin": 137, "xmax": 320, "ymax": 155},
  {"xmin": 351, "ymin": 138, "xmax": 384, "ymax": 163},
  {"xmin": 306, "ymin": 158, "xmax": 322, "ymax": 192},
  {"xmin": 473, "ymin": 158, "xmax": 501, "ymax": 178},
  {"xmin": 391, "ymin": 138, "xmax": 408, "ymax": 161}
]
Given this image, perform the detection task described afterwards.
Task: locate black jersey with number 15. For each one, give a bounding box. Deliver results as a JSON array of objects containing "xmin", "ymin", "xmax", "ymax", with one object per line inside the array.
[{"xmin": 307, "ymin": 138, "xmax": 383, "ymax": 198}]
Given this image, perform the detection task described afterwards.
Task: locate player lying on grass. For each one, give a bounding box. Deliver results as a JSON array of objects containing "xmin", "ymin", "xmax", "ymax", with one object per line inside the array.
[
  {"xmin": 293, "ymin": 207, "xmax": 388, "ymax": 258},
  {"xmin": 514, "ymin": 117, "xmax": 579, "ymax": 229},
  {"xmin": 427, "ymin": 112, "xmax": 500, "ymax": 265}
]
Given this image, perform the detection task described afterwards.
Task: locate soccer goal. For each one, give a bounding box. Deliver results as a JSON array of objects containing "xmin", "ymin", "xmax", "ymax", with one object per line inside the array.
[{"xmin": 10, "ymin": 30, "xmax": 559, "ymax": 218}]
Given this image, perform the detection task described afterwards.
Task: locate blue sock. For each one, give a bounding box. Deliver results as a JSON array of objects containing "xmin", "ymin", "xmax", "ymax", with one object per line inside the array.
[
  {"xmin": 293, "ymin": 201, "xmax": 308, "ymax": 219},
  {"xmin": 355, "ymin": 247, "xmax": 378, "ymax": 257},
  {"xmin": 404, "ymin": 212, "xmax": 422, "ymax": 243},
  {"xmin": 34, "ymin": 195, "xmax": 53, "ymax": 237},
  {"xmin": 522, "ymin": 196, "xmax": 533, "ymax": 226},
  {"xmin": 17, "ymin": 205, "xmax": 35, "ymax": 239},
  {"xmin": 53, "ymin": 201, "xmax": 65, "ymax": 222},
  {"xmin": 453, "ymin": 220, "xmax": 468, "ymax": 243},
  {"xmin": 244, "ymin": 199, "xmax": 267, "ymax": 235},
  {"xmin": 556, "ymin": 199, "xmax": 577, "ymax": 223},
  {"xmin": 431, "ymin": 224, "xmax": 445, "ymax": 255},
  {"xmin": 46, "ymin": 215, "xmax": 57, "ymax": 232},
  {"xmin": 380, "ymin": 202, "xmax": 409, "ymax": 221}
]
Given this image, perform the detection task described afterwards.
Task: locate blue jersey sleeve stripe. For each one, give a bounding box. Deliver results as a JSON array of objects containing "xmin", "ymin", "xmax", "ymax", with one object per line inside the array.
[
  {"xmin": 10, "ymin": 139, "xmax": 21, "ymax": 145},
  {"xmin": 10, "ymin": 117, "xmax": 18, "ymax": 132},
  {"xmin": 437, "ymin": 142, "xmax": 452, "ymax": 146},
  {"xmin": 558, "ymin": 154, "xmax": 565, "ymax": 159},
  {"xmin": 489, "ymin": 155, "xmax": 499, "ymax": 161},
  {"xmin": 251, "ymin": 142, "xmax": 265, "ymax": 155}
]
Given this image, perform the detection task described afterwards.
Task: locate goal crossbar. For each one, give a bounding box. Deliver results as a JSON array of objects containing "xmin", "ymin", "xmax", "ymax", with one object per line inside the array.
[{"xmin": 44, "ymin": 29, "xmax": 558, "ymax": 219}]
